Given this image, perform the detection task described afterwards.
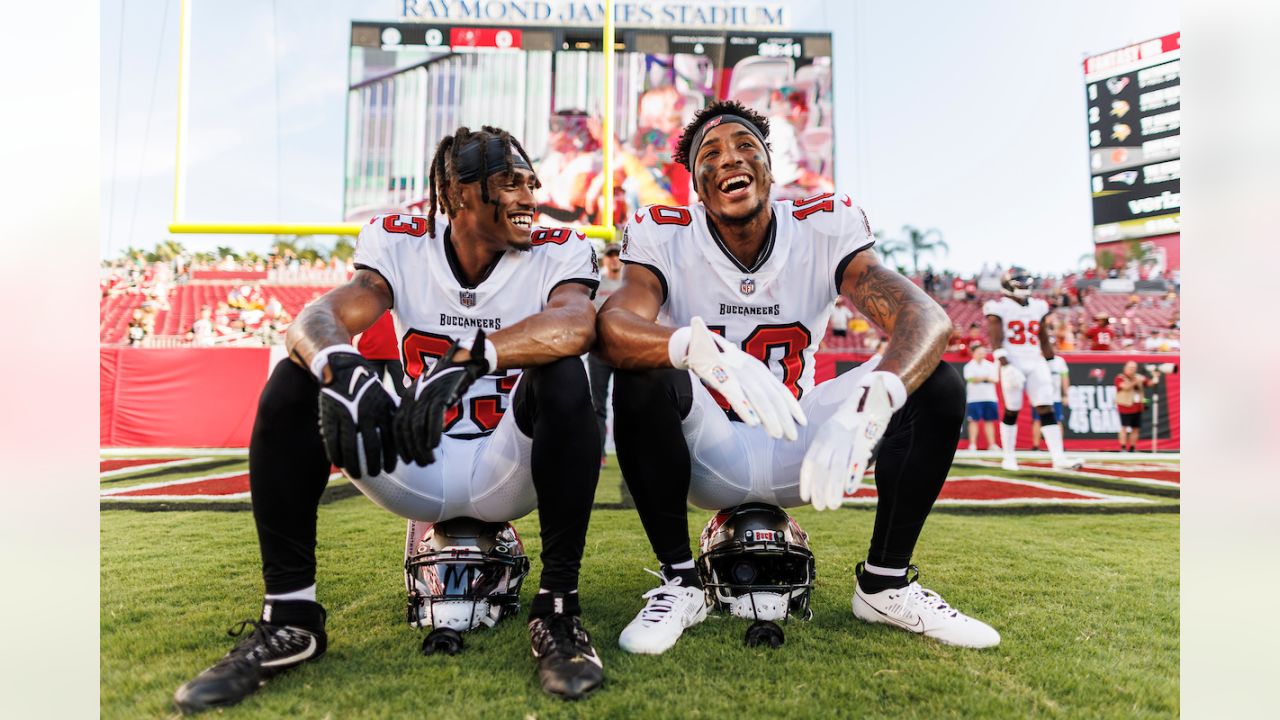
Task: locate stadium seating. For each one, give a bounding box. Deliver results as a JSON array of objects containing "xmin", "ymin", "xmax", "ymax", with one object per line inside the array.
[
  {"xmin": 100, "ymin": 283, "xmax": 336, "ymax": 343},
  {"xmin": 99, "ymin": 292, "xmax": 146, "ymax": 344}
]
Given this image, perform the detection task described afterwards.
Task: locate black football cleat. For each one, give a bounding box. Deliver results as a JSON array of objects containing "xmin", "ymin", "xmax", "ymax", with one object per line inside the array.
[
  {"xmin": 174, "ymin": 600, "xmax": 327, "ymax": 714},
  {"xmin": 528, "ymin": 613, "xmax": 604, "ymax": 700}
]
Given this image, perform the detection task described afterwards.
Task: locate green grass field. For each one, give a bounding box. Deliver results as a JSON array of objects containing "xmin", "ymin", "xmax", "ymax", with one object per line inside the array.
[{"xmin": 102, "ymin": 461, "xmax": 1178, "ymax": 719}]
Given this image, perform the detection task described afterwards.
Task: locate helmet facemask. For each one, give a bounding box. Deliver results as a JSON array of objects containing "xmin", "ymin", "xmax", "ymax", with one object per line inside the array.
[
  {"xmin": 698, "ymin": 504, "xmax": 816, "ymax": 622},
  {"xmin": 405, "ymin": 519, "xmax": 530, "ymax": 632},
  {"xmin": 1001, "ymin": 272, "xmax": 1034, "ymax": 302}
]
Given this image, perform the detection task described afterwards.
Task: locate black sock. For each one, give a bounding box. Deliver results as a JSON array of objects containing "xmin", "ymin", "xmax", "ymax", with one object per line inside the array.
[
  {"xmin": 264, "ymin": 599, "xmax": 326, "ymax": 633},
  {"xmin": 529, "ymin": 591, "xmax": 581, "ymax": 619},
  {"xmin": 661, "ymin": 563, "xmax": 703, "ymax": 589},
  {"xmin": 857, "ymin": 568, "xmax": 911, "ymax": 594}
]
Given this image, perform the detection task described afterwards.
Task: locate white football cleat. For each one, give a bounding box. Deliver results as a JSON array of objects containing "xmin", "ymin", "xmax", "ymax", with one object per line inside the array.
[
  {"xmin": 618, "ymin": 570, "xmax": 709, "ymax": 655},
  {"xmin": 852, "ymin": 565, "xmax": 1001, "ymax": 649},
  {"xmin": 1052, "ymin": 457, "xmax": 1085, "ymax": 471},
  {"xmin": 1000, "ymin": 457, "xmax": 1020, "ymax": 472}
]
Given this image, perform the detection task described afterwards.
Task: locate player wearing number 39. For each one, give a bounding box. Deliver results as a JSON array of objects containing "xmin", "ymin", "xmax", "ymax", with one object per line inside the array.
[
  {"xmin": 984, "ymin": 270, "xmax": 1083, "ymax": 472},
  {"xmin": 596, "ymin": 101, "xmax": 1000, "ymax": 653},
  {"xmin": 174, "ymin": 127, "xmax": 605, "ymax": 712}
]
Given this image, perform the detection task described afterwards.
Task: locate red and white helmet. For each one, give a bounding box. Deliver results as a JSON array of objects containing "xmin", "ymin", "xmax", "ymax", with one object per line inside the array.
[{"xmin": 405, "ymin": 518, "xmax": 529, "ymax": 632}]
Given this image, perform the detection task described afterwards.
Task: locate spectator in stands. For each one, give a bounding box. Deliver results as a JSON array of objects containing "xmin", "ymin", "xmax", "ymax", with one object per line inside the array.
[
  {"xmin": 1115, "ymin": 361, "xmax": 1161, "ymax": 452},
  {"xmin": 964, "ymin": 279, "xmax": 977, "ymax": 301},
  {"xmin": 192, "ymin": 307, "xmax": 215, "ymax": 347},
  {"xmin": 1144, "ymin": 329, "xmax": 1180, "ymax": 352},
  {"xmin": 965, "ymin": 322, "xmax": 985, "ymax": 349},
  {"xmin": 1085, "ymin": 314, "xmax": 1114, "ymax": 351},
  {"xmin": 1053, "ymin": 318, "xmax": 1076, "ymax": 352},
  {"xmin": 1032, "ymin": 354, "xmax": 1070, "ymax": 451},
  {"xmin": 923, "ymin": 269, "xmax": 937, "ymax": 296},
  {"xmin": 127, "ymin": 315, "xmax": 147, "ymax": 346},
  {"xmin": 951, "ymin": 276, "xmax": 965, "ymax": 301},
  {"xmin": 963, "ymin": 344, "xmax": 1000, "ymax": 451}
]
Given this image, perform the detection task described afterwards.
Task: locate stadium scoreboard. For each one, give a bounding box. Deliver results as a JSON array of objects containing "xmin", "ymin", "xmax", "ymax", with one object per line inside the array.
[{"xmin": 1083, "ymin": 32, "xmax": 1180, "ymax": 245}]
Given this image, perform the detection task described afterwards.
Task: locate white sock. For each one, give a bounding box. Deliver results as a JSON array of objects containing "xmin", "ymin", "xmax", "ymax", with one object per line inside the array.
[
  {"xmin": 264, "ymin": 584, "xmax": 316, "ymax": 606},
  {"xmin": 863, "ymin": 561, "xmax": 908, "ymax": 577},
  {"xmin": 1042, "ymin": 423, "xmax": 1066, "ymax": 463},
  {"xmin": 1000, "ymin": 423, "xmax": 1019, "ymax": 460},
  {"xmin": 537, "ymin": 588, "xmax": 578, "ymax": 594},
  {"xmin": 668, "ymin": 559, "xmax": 696, "ymax": 571}
]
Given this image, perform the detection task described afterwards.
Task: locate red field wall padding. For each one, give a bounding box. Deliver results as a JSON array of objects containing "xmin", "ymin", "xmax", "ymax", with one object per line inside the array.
[{"xmin": 100, "ymin": 347, "xmax": 270, "ymax": 447}]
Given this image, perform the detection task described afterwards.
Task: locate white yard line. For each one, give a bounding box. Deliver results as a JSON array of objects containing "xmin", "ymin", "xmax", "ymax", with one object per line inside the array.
[{"xmin": 101, "ymin": 447, "xmax": 249, "ymax": 458}]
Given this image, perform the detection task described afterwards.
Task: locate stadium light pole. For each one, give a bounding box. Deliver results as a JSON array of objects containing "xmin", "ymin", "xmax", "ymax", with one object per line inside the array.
[{"xmin": 166, "ymin": 0, "xmax": 615, "ymax": 241}]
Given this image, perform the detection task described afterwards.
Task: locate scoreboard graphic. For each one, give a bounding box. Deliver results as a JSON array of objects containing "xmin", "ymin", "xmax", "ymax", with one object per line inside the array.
[{"xmin": 1083, "ymin": 33, "xmax": 1180, "ymax": 245}]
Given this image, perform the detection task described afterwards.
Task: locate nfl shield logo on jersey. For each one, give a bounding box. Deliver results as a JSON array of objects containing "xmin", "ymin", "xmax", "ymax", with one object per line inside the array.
[
  {"xmin": 459, "ymin": 290, "xmax": 476, "ymax": 308},
  {"xmin": 740, "ymin": 278, "xmax": 755, "ymax": 296}
]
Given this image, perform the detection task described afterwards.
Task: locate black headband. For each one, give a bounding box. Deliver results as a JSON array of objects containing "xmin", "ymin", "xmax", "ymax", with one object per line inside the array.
[
  {"xmin": 454, "ymin": 136, "xmax": 533, "ymax": 183},
  {"xmin": 684, "ymin": 114, "xmax": 770, "ymax": 177}
]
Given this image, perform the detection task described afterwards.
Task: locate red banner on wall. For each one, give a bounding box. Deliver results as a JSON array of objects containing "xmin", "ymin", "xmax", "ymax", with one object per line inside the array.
[{"xmin": 100, "ymin": 347, "xmax": 272, "ymax": 447}]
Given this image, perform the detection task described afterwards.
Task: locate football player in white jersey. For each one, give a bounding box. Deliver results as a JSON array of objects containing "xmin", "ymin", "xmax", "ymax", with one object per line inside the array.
[
  {"xmin": 983, "ymin": 271, "xmax": 1082, "ymax": 472},
  {"xmin": 175, "ymin": 127, "xmax": 604, "ymax": 711},
  {"xmin": 597, "ymin": 101, "xmax": 1000, "ymax": 653}
]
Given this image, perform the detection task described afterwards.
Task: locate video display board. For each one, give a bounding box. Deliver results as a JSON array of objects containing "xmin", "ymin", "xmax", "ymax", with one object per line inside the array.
[
  {"xmin": 344, "ymin": 21, "xmax": 834, "ymax": 228},
  {"xmin": 1083, "ymin": 33, "xmax": 1180, "ymax": 244}
]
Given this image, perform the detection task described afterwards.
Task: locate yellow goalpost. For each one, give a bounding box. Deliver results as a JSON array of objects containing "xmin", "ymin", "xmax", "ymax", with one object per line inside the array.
[{"xmin": 167, "ymin": 0, "xmax": 617, "ymax": 241}]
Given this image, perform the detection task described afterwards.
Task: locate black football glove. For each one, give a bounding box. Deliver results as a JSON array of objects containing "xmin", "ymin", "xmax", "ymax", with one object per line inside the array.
[
  {"xmin": 395, "ymin": 330, "xmax": 491, "ymax": 466},
  {"xmin": 318, "ymin": 352, "xmax": 399, "ymax": 479}
]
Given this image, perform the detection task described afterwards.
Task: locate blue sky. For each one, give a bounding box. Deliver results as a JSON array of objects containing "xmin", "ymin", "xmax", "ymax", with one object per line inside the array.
[{"xmin": 100, "ymin": 0, "xmax": 1177, "ymax": 273}]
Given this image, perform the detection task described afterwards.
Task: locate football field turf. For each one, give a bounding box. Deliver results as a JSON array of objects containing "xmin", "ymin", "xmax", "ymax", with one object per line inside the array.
[{"xmin": 102, "ymin": 460, "xmax": 1178, "ymax": 718}]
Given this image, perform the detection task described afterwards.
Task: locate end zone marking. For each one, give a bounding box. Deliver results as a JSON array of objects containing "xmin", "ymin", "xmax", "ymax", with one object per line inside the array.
[
  {"xmin": 843, "ymin": 475, "xmax": 1151, "ymax": 506},
  {"xmin": 101, "ymin": 471, "xmax": 345, "ymax": 502},
  {"xmin": 100, "ymin": 457, "xmax": 215, "ymax": 478},
  {"xmin": 959, "ymin": 458, "xmax": 1179, "ymax": 487}
]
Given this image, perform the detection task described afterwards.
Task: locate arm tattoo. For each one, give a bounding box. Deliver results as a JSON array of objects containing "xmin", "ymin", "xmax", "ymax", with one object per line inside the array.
[{"xmin": 849, "ymin": 263, "xmax": 950, "ymax": 392}]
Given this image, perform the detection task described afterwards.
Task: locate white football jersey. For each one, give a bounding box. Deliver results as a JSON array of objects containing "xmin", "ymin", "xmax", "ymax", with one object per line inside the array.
[
  {"xmin": 354, "ymin": 214, "xmax": 599, "ymax": 436},
  {"xmin": 983, "ymin": 296, "xmax": 1051, "ymax": 364},
  {"xmin": 619, "ymin": 192, "xmax": 874, "ymax": 399}
]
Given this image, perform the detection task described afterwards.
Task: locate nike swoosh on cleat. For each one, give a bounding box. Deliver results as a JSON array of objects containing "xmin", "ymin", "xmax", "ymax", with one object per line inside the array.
[
  {"xmin": 859, "ymin": 592, "xmax": 925, "ymax": 632},
  {"xmin": 260, "ymin": 636, "xmax": 318, "ymax": 668}
]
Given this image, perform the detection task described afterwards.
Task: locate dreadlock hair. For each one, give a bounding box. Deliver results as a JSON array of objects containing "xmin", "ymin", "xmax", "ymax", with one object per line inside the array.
[
  {"xmin": 425, "ymin": 125, "xmax": 539, "ymax": 237},
  {"xmin": 672, "ymin": 100, "xmax": 771, "ymax": 170}
]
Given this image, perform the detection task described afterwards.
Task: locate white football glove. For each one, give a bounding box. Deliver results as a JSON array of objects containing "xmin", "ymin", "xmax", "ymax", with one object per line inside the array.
[
  {"xmin": 799, "ymin": 371, "xmax": 905, "ymax": 512},
  {"xmin": 671, "ymin": 317, "xmax": 807, "ymax": 440},
  {"xmin": 1000, "ymin": 363, "xmax": 1026, "ymax": 397}
]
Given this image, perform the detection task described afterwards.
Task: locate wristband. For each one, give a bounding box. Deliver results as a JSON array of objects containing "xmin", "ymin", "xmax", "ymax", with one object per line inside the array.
[
  {"xmin": 458, "ymin": 336, "xmax": 498, "ymax": 374},
  {"xmin": 667, "ymin": 326, "xmax": 692, "ymax": 369},
  {"xmin": 309, "ymin": 343, "xmax": 361, "ymax": 381},
  {"xmin": 868, "ymin": 371, "xmax": 908, "ymax": 410}
]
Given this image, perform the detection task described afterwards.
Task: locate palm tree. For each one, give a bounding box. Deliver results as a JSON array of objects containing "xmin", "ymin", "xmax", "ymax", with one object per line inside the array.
[
  {"xmin": 215, "ymin": 245, "xmax": 241, "ymax": 262},
  {"xmin": 270, "ymin": 236, "xmax": 300, "ymax": 260},
  {"xmin": 891, "ymin": 225, "xmax": 948, "ymax": 276},
  {"xmin": 152, "ymin": 238, "xmax": 187, "ymax": 262},
  {"xmin": 331, "ymin": 236, "xmax": 356, "ymax": 262}
]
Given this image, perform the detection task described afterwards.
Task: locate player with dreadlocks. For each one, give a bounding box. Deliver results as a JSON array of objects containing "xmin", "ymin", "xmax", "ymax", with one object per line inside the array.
[
  {"xmin": 597, "ymin": 100, "xmax": 1001, "ymax": 653},
  {"xmin": 175, "ymin": 126, "xmax": 606, "ymax": 712}
]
